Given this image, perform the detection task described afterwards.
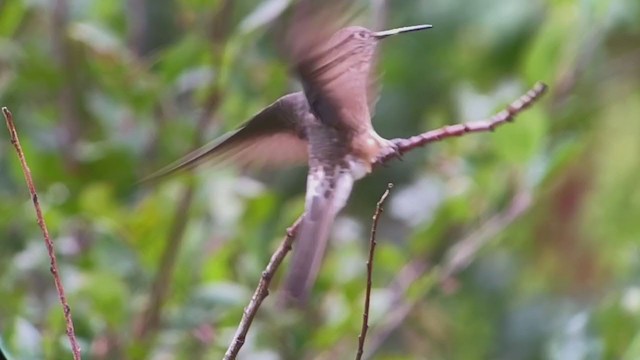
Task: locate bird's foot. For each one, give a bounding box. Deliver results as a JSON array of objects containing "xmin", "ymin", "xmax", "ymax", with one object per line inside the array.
[{"xmin": 387, "ymin": 140, "xmax": 404, "ymax": 161}]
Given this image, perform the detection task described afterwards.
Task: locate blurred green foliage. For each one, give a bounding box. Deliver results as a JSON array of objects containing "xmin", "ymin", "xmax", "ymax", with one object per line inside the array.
[{"xmin": 1, "ymin": 0, "xmax": 640, "ymax": 359}]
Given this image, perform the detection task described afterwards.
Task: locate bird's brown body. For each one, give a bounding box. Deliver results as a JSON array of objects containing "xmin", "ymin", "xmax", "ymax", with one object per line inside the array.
[{"xmin": 146, "ymin": 10, "xmax": 432, "ymax": 304}]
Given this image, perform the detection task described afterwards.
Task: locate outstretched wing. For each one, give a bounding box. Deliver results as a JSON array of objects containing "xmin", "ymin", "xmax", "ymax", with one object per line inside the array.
[{"xmin": 142, "ymin": 92, "xmax": 311, "ymax": 182}]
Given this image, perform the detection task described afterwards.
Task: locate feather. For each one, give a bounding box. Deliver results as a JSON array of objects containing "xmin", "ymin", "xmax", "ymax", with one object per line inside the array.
[
  {"xmin": 141, "ymin": 92, "xmax": 311, "ymax": 183},
  {"xmin": 282, "ymin": 164, "xmax": 355, "ymax": 304}
]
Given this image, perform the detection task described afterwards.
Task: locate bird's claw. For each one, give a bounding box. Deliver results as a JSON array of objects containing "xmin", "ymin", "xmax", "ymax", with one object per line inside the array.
[{"xmin": 389, "ymin": 141, "xmax": 404, "ymax": 161}]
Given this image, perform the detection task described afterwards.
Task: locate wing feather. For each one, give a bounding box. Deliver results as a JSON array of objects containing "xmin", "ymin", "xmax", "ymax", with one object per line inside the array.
[
  {"xmin": 142, "ymin": 92, "xmax": 311, "ymax": 182},
  {"xmin": 286, "ymin": 2, "xmax": 381, "ymax": 130}
]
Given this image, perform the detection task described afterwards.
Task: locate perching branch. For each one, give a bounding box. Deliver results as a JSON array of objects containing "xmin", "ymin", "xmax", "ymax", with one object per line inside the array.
[
  {"xmin": 375, "ymin": 82, "xmax": 548, "ymax": 165},
  {"xmin": 356, "ymin": 183, "xmax": 393, "ymax": 360},
  {"xmin": 223, "ymin": 217, "xmax": 303, "ymax": 360},
  {"xmin": 3, "ymin": 107, "xmax": 82, "ymax": 360},
  {"xmin": 225, "ymin": 82, "xmax": 548, "ymax": 359}
]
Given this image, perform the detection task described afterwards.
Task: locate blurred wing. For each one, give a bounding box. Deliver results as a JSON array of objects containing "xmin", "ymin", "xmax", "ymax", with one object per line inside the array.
[
  {"xmin": 142, "ymin": 92, "xmax": 311, "ymax": 182},
  {"xmin": 286, "ymin": 1, "xmax": 376, "ymax": 129},
  {"xmin": 281, "ymin": 165, "xmax": 354, "ymax": 305},
  {"xmin": 285, "ymin": 0, "xmax": 351, "ymax": 62}
]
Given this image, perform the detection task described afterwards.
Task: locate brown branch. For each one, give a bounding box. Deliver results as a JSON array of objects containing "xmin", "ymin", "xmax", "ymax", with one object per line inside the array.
[
  {"xmin": 314, "ymin": 260, "xmax": 427, "ymax": 360},
  {"xmin": 225, "ymin": 81, "xmax": 548, "ymax": 358},
  {"xmin": 3, "ymin": 107, "xmax": 82, "ymax": 359},
  {"xmin": 356, "ymin": 183, "xmax": 393, "ymax": 360},
  {"xmin": 375, "ymin": 82, "xmax": 548, "ymax": 165},
  {"xmin": 223, "ymin": 217, "xmax": 303, "ymax": 360},
  {"xmin": 363, "ymin": 190, "xmax": 533, "ymax": 358}
]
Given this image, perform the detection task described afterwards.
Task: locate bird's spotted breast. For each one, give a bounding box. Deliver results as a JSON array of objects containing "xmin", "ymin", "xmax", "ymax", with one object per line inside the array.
[{"xmin": 344, "ymin": 154, "xmax": 369, "ymax": 180}]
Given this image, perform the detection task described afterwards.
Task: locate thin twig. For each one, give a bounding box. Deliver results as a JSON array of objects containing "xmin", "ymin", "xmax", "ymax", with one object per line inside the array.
[
  {"xmin": 3, "ymin": 107, "xmax": 82, "ymax": 359},
  {"xmin": 356, "ymin": 183, "xmax": 393, "ymax": 360},
  {"xmin": 226, "ymin": 81, "xmax": 548, "ymax": 358},
  {"xmin": 375, "ymin": 82, "xmax": 548, "ymax": 165},
  {"xmin": 223, "ymin": 217, "xmax": 303, "ymax": 360},
  {"xmin": 314, "ymin": 260, "xmax": 427, "ymax": 360},
  {"xmin": 364, "ymin": 190, "xmax": 533, "ymax": 358}
]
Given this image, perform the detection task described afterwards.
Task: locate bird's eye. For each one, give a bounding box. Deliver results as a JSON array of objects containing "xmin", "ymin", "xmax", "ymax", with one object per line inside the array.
[{"xmin": 354, "ymin": 31, "xmax": 370, "ymax": 40}]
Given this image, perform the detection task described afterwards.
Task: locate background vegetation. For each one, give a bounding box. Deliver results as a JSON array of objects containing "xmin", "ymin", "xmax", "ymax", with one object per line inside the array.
[{"xmin": 1, "ymin": 0, "xmax": 639, "ymax": 359}]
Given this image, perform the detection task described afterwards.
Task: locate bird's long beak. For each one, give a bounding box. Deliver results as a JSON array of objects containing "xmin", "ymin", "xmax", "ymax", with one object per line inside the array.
[{"xmin": 373, "ymin": 24, "xmax": 432, "ymax": 39}]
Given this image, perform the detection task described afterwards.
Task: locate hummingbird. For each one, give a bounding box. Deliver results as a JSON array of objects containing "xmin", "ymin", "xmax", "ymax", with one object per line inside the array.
[{"xmin": 147, "ymin": 16, "xmax": 432, "ymax": 304}]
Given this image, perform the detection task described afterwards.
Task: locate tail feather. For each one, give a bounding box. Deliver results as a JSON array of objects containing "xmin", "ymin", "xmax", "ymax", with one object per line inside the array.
[{"xmin": 281, "ymin": 166, "xmax": 354, "ymax": 305}]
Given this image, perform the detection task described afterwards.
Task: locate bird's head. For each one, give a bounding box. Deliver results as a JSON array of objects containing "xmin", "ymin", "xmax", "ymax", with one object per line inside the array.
[
  {"xmin": 337, "ymin": 24, "xmax": 432, "ymax": 42},
  {"xmin": 323, "ymin": 24, "xmax": 433, "ymax": 66}
]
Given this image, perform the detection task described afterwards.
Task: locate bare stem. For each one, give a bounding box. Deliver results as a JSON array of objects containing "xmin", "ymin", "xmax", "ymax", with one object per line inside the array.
[
  {"xmin": 3, "ymin": 107, "xmax": 82, "ymax": 359},
  {"xmin": 356, "ymin": 183, "xmax": 393, "ymax": 360},
  {"xmin": 223, "ymin": 217, "xmax": 303, "ymax": 360},
  {"xmin": 376, "ymin": 82, "xmax": 548, "ymax": 165}
]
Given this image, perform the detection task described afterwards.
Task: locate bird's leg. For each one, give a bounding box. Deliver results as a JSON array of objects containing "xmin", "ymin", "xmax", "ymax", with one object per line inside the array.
[
  {"xmin": 364, "ymin": 131, "xmax": 404, "ymax": 165},
  {"xmin": 387, "ymin": 140, "xmax": 404, "ymax": 162}
]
